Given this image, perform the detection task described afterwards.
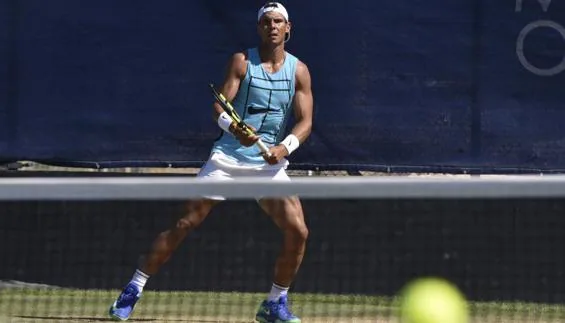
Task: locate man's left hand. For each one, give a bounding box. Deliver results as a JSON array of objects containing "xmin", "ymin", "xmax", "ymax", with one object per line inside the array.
[{"xmin": 263, "ymin": 145, "xmax": 288, "ymax": 165}]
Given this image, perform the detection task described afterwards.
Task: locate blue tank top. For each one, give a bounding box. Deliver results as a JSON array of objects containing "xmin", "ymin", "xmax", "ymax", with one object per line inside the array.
[{"xmin": 211, "ymin": 47, "xmax": 298, "ymax": 164}]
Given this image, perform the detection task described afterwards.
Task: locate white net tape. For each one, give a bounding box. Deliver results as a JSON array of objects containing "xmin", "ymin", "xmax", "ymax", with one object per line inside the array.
[{"xmin": 0, "ymin": 175, "xmax": 564, "ymax": 200}]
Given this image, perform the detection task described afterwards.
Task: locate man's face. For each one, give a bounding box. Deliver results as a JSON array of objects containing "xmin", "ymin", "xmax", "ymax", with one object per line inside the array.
[{"xmin": 257, "ymin": 11, "xmax": 290, "ymax": 45}]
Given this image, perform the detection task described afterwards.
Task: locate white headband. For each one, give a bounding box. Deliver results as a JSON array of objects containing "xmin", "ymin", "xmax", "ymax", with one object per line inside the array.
[{"xmin": 257, "ymin": 2, "xmax": 289, "ymax": 22}]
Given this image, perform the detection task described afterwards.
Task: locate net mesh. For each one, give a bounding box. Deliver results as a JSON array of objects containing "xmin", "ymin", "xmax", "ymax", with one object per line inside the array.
[{"xmin": 1, "ymin": 176, "xmax": 565, "ymax": 322}]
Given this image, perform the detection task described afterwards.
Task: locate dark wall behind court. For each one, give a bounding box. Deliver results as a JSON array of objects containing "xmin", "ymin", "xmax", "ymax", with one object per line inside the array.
[
  {"xmin": 1, "ymin": 0, "xmax": 565, "ymax": 173},
  {"xmin": 1, "ymin": 199, "xmax": 564, "ymax": 304}
]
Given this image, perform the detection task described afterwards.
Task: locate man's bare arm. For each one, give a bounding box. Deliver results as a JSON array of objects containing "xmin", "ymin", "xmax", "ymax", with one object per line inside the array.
[
  {"xmin": 289, "ymin": 61, "xmax": 313, "ymax": 144},
  {"xmin": 265, "ymin": 61, "xmax": 313, "ymax": 162},
  {"xmin": 213, "ymin": 52, "xmax": 247, "ymax": 121}
]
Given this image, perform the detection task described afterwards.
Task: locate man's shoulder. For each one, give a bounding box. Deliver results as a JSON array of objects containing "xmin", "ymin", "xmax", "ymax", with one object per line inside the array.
[
  {"xmin": 284, "ymin": 51, "xmax": 308, "ymax": 68},
  {"xmin": 230, "ymin": 51, "xmax": 248, "ymax": 63},
  {"xmin": 292, "ymin": 58, "xmax": 311, "ymax": 90},
  {"xmin": 295, "ymin": 60, "xmax": 310, "ymax": 78},
  {"xmin": 227, "ymin": 50, "xmax": 252, "ymax": 78},
  {"xmin": 233, "ymin": 47, "xmax": 259, "ymax": 61}
]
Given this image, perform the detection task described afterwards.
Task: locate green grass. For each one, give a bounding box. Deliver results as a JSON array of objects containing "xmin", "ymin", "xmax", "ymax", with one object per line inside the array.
[{"xmin": 1, "ymin": 288, "xmax": 565, "ymax": 322}]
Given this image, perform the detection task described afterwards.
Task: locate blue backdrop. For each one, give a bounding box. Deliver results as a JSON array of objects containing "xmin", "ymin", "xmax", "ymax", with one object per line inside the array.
[{"xmin": 1, "ymin": 0, "xmax": 565, "ymax": 173}]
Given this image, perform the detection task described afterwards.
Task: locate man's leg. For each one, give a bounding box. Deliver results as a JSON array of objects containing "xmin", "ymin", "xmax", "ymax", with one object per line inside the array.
[
  {"xmin": 260, "ymin": 196, "xmax": 309, "ymax": 288},
  {"xmin": 109, "ymin": 198, "xmax": 219, "ymax": 321},
  {"xmin": 255, "ymin": 196, "xmax": 309, "ymax": 323},
  {"xmin": 140, "ymin": 199, "xmax": 219, "ymax": 274}
]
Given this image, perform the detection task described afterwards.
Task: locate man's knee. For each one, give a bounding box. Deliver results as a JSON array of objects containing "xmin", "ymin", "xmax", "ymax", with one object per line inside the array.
[
  {"xmin": 175, "ymin": 216, "xmax": 201, "ymax": 232},
  {"xmin": 294, "ymin": 223, "xmax": 309, "ymax": 243},
  {"xmin": 292, "ymin": 201, "xmax": 308, "ymax": 241},
  {"xmin": 287, "ymin": 213, "xmax": 309, "ymax": 243},
  {"xmin": 175, "ymin": 199, "xmax": 216, "ymax": 232}
]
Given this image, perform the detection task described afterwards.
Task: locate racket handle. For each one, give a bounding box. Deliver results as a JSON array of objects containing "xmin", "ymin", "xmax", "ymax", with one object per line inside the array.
[{"xmin": 256, "ymin": 139, "xmax": 272, "ymax": 156}]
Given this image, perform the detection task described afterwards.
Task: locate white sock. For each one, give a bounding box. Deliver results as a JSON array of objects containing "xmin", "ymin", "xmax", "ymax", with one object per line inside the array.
[
  {"xmin": 267, "ymin": 282, "xmax": 289, "ymax": 301},
  {"xmin": 129, "ymin": 269, "xmax": 149, "ymax": 292}
]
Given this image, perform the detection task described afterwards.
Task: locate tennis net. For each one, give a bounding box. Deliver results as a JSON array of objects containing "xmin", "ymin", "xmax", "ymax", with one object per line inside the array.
[{"xmin": 0, "ymin": 175, "xmax": 564, "ymax": 322}]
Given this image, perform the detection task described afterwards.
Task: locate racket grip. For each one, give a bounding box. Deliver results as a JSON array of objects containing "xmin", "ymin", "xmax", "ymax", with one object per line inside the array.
[{"xmin": 256, "ymin": 139, "xmax": 271, "ymax": 156}]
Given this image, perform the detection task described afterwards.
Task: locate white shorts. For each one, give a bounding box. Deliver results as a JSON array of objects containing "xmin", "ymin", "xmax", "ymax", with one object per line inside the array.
[{"xmin": 196, "ymin": 152, "xmax": 290, "ymax": 200}]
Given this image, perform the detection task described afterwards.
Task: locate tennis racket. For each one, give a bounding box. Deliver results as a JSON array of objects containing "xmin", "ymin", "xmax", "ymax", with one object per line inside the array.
[{"xmin": 209, "ymin": 83, "xmax": 271, "ymax": 155}]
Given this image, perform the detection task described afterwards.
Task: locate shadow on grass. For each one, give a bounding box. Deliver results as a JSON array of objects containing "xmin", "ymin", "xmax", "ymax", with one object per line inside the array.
[{"xmin": 14, "ymin": 316, "xmax": 251, "ymax": 322}]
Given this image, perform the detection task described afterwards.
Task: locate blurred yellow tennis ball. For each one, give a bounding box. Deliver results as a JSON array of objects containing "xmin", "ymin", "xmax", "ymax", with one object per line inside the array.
[{"xmin": 398, "ymin": 277, "xmax": 469, "ymax": 323}]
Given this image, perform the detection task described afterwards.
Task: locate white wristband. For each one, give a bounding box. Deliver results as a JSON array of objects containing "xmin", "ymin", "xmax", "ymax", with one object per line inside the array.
[
  {"xmin": 280, "ymin": 134, "xmax": 300, "ymax": 155},
  {"xmin": 217, "ymin": 112, "xmax": 233, "ymax": 133}
]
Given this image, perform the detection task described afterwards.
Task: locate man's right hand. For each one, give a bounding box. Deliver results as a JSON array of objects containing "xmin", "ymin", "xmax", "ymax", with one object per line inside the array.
[{"xmin": 229, "ymin": 123, "xmax": 260, "ymax": 147}]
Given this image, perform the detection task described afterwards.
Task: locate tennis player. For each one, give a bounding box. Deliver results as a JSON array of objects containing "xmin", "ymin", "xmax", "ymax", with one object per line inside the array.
[{"xmin": 109, "ymin": 2, "xmax": 313, "ymax": 322}]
